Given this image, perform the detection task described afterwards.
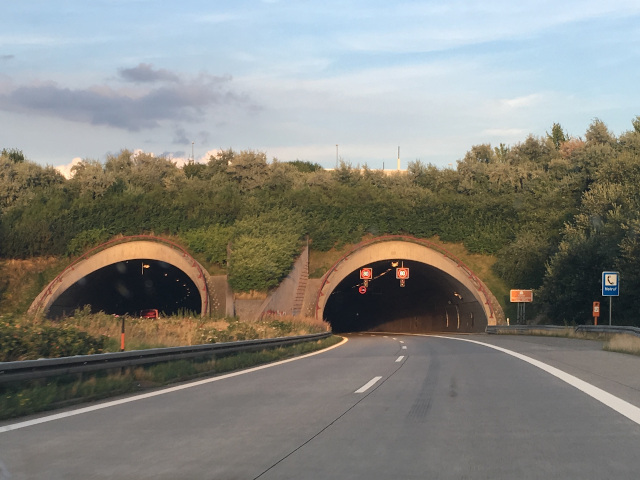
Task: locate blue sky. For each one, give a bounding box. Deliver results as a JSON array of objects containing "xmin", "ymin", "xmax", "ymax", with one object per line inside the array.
[{"xmin": 1, "ymin": 0, "xmax": 639, "ymax": 172}]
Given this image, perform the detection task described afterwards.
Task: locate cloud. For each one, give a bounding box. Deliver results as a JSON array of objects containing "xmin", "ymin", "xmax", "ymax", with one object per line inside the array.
[
  {"xmin": 0, "ymin": 55, "xmax": 14, "ymax": 61},
  {"xmin": 0, "ymin": 66, "xmax": 256, "ymax": 131},
  {"xmin": 500, "ymin": 94, "xmax": 543, "ymax": 109},
  {"xmin": 118, "ymin": 63, "xmax": 180, "ymax": 84},
  {"xmin": 173, "ymin": 127, "xmax": 191, "ymax": 145},
  {"xmin": 55, "ymin": 157, "xmax": 83, "ymax": 179},
  {"xmin": 335, "ymin": 1, "xmax": 640, "ymax": 55},
  {"xmin": 172, "ymin": 127, "xmax": 211, "ymax": 147}
]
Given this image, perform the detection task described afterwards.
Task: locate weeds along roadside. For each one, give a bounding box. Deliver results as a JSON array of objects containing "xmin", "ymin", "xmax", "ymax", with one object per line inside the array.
[
  {"xmin": 0, "ymin": 335, "xmax": 342, "ymax": 421},
  {"xmin": 62, "ymin": 307, "xmax": 330, "ymax": 351},
  {"xmin": 496, "ymin": 327, "xmax": 640, "ymax": 357},
  {"xmin": 1, "ymin": 308, "xmax": 330, "ymax": 362}
]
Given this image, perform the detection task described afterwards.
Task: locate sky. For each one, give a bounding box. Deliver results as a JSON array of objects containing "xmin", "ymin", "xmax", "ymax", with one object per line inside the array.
[{"xmin": 1, "ymin": 0, "xmax": 639, "ymax": 174}]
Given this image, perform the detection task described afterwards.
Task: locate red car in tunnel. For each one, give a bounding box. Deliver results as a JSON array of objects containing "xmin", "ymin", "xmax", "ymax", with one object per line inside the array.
[{"xmin": 140, "ymin": 309, "xmax": 159, "ymax": 319}]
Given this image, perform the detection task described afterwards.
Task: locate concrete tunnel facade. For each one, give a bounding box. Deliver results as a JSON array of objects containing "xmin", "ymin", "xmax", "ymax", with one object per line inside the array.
[
  {"xmin": 29, "ymin": 235, "xmax": 502, "ymax": 334},
  {"xmin": 315, "ymin": 238, "xmax": 500, "ymax": 334},
  {"xmin": 29, "ymin": 238, "xmax": 215, "ymax": 318}
]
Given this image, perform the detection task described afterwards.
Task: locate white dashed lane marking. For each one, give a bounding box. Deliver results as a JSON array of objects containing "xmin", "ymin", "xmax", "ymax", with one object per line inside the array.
[{"xmin": 355, "ymin": 376, "xmax": 383, "ymax": 393}]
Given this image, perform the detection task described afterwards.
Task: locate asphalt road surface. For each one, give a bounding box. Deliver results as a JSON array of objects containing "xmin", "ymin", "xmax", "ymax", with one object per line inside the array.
[{"xmin": 1, "ymin": 333, "xmax": 639, "ymax": 479}]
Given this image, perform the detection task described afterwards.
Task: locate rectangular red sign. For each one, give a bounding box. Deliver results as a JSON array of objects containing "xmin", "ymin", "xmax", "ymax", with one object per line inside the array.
[{"xmin": 510, "ymin": 289, "xmax": 533, "ymax": 303}]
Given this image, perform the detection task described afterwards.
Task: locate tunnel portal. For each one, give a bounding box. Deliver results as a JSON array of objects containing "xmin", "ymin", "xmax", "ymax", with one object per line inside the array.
[
  {"xmin": 317, "ymin": 238, "xmax": 496, "ymax": 334},
  {"xmin": 49, "ymin": 259, "xmax": 201, "ymax": 318},
  {"xmin": 323, "ymin": 260, "xmax": 480, "ymax": 333},
  {"xmin": 30, "ymin": 238, "xmax": 211, "ymax": 318}
]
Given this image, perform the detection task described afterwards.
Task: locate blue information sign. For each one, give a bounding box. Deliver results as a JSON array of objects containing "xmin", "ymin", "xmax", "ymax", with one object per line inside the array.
[{"xmin": 602, "ymin": 271, "xmax": 619, "ymax": 296}]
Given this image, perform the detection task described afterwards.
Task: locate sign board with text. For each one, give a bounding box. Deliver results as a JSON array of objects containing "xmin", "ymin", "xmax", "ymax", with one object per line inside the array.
[
  {"xmin": 602, "ymin": 271, "xmax": 619, "ymax": 296},
  {"xmin": 510, "ymin": 289, "xmax": 533, "ymax": 303}
]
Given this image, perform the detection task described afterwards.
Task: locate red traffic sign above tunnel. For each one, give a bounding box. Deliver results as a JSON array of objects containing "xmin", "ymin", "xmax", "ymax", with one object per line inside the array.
[
  {"xmin": 396, "ymin": 267, "xmax": 409, "ymax": 279},
  {"xmin": 360, "ymin": 268, "xmax": 373, "ymax": 280}
]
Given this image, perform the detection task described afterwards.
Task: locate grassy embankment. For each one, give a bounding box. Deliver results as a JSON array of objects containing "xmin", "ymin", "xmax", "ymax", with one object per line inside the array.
[{"xmin": 496, "ymin": 327, "xmax": 640, "ymax": 356}]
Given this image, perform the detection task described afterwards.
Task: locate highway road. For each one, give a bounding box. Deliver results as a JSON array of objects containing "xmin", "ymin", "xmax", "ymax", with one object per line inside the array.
[{"xmin": 1, "ymin": 333, "xmax": 640, "ymax": 479}]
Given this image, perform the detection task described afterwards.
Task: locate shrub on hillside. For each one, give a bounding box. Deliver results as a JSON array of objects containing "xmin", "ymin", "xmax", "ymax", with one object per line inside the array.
[
  {"xmin": 181, "ymin": 225, "xmax": 232, "ymax": 265},
  {"xmin": 0, "ymin": 318, "xmax": 107, "ymax": 361}
]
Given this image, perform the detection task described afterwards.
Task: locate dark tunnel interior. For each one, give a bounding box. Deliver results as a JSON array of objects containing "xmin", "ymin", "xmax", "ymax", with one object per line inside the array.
[
  {"xmin": 323, "ymin": 260, "xmax": 486, "ymax": 334},
  {"xmin": 48, "ymin": 259, "xmax": 201, "ymax": 318}
]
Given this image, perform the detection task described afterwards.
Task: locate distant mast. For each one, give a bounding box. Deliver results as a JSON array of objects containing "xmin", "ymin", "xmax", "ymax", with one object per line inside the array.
[{"xmin": 397, "ymin": 146, "xmax": 400, "ymax": 171}]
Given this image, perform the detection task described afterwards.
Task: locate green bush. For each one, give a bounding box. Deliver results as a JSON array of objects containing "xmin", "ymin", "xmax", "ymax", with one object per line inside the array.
[
  {"xmin": 228, "ymin": 234, "xmax": 301, "ymax": 291},
  {"xmin": 0, "ymin": 318, "xmax": 107, "ymax": 361},
  {"xmin": 66, "ymin": 228, "xmax": 111, "ymax": 256},
  {"xmin": 227, "ymin": 209, "xmax": 306, "ymax": 292},
  {"xmin": 181, "ymin": 225, "xmax": 233, "ymax": 265}
]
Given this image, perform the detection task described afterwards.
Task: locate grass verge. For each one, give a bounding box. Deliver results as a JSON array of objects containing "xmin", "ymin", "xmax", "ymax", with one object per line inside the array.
[
  {"xmin": 603, "ymin": 334, "xmax": 640, "ymax": 356},
  {"xmin": 494, "ymin": 328, "xmax": 640, "ymax": 357},
  {"xmin": 0, "ymin": 335, "xmax": 342, "ymax": 421}
]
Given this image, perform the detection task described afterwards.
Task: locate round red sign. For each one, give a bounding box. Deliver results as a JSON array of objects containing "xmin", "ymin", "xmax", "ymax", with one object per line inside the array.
[{"xmin": 358, "ymin": 285, "xmax": 367, "ymax": 294}]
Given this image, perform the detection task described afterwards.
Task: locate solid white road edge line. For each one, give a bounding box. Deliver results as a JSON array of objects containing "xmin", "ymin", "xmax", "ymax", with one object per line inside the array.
[
  {"xmin": 0, "ymin": 336, "xmax": 349, "ymax": 434},
  {"xmin": 355, "ymin": 376, "xmax": 383, "ymax": 394},
  {"xmin": 432, "ymin": 335, "xmax": 640, "ymax": 426}
]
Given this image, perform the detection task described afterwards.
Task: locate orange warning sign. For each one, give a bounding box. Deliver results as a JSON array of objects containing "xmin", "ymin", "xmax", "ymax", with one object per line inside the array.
[{"xmin": 510, "ymin": 289, "xmax": 533, "ymax": 303}]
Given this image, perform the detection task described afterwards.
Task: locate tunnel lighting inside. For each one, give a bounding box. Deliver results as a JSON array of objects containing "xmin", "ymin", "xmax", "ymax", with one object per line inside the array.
[
  {"xmin": 48, "ymin": 259, "xmax": 201, "ymax": 318},
  {"xmin": 323, "ymin": 260, "xmax": 484, "ymax": 334}
]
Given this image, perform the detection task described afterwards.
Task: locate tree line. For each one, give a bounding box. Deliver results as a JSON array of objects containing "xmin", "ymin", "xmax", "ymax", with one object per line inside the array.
[{"xmin": 1, "ymin": 116, "xmax": 640, "ymax": 325}]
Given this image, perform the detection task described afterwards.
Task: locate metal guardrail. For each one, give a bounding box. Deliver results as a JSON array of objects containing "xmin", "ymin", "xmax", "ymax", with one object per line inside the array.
[
  {"xmin": 0, "ymin": 332, "xmax": 332, "ymax": 384},
  {"xmin": 574, "ymin": 325, "xmax": 640, "ymax": 337},
  {"xmin": 486, "ymin": 324, "xmax": 640, "ymax": 338},
  {"xmin": 486, "ymin": 325, "xmax": 569, "ymax": 334}
]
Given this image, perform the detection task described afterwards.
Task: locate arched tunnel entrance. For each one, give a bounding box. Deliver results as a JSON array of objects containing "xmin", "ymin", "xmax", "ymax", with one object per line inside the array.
[
  {"xmin": 30, "ymin": 238, "xmax": 211, "ymax": 319},
  {"xmin": 316, "ymin": 238, "xmax": 498, "ymax": 334},
  {"xmin": 49, "ymin": 259, "xmax": 201, "ymax": 318}
]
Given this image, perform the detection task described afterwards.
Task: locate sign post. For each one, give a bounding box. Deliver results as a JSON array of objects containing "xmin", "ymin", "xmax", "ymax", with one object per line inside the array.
[
  {"xmin": 601, "ymin": 272, "xmax": 619, "ymax": 326},
  {"xmin": 510, "ymin": 290, "xmax": 533, "ymax": 324}
]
